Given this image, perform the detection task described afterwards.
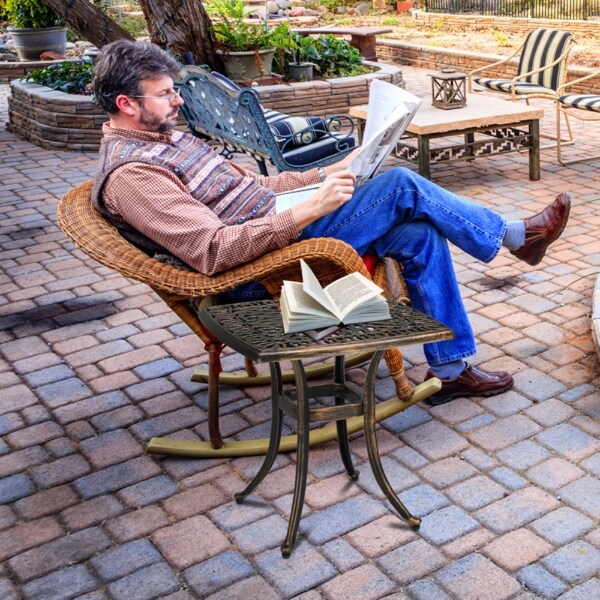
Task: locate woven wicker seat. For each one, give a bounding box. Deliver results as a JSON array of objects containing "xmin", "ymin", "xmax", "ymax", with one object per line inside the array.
[{"xmin": 57, "ymin": 180, "xmax": 419, "ymax": 453}]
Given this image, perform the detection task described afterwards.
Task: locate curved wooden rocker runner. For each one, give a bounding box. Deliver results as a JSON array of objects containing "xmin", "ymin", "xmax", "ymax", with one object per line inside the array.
[{"xmin": 58, "ymin": 181, "xmax": 440, "ymax": 458}]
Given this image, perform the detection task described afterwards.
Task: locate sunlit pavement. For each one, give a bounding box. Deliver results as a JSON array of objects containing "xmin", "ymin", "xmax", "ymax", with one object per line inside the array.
[{"xmin": 1, "ymin": 65, "xmax": 600, "ymax": 599}]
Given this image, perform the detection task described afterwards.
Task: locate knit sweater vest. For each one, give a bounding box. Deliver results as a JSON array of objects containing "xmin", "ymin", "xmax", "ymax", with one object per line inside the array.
[{"xmin": 92, "ymin": 129, "xmax": 275, "ymax": 255}]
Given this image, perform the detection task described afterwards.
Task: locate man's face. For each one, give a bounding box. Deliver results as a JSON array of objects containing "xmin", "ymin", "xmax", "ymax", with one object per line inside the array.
[{"xmin": 132, "ymin": 76, "xmax": 184, "ymax": 134}]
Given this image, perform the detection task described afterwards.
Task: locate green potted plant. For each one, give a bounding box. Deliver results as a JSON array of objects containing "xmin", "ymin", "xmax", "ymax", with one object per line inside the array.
[
  {"xmin": 5, "ymin": 0, "xmax": 67, "ymax": 61},
  {"xmin": 207, "ymin": 0, "xmax": 290, "ymax": 80},
  {"xmin": 287, "ymin": 36, "xmax": 317, "ymax": 82}
]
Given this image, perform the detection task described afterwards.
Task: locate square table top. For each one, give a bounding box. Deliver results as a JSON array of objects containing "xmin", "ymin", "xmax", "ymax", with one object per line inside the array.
[
  {"xmin": 349, "ymin": 93, "xmax": 544, "ymax": 136},
  {"xmin": 198, "ymin": 300, "xmax": 453, "ymax": 363}
]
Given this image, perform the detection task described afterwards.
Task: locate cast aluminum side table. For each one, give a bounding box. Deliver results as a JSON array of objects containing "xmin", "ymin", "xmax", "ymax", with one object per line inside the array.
[{"xmin": 198, "ymin": 299, "xmax": 453, "ymax": 557}]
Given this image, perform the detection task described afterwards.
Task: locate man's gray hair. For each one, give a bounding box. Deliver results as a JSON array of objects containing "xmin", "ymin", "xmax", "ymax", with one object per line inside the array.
[{"xmin": 92, "ymin": 40, "xmax": 182, "ymax": 114}]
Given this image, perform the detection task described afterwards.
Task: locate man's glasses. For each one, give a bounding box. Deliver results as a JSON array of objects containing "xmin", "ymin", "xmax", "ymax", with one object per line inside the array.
[{"xmin": 131, "ymin": 91, "xmax": 181, "ymax": 103}]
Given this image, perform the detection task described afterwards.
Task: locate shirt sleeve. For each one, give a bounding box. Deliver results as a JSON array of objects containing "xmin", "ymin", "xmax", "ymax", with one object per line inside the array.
[
  {"xmin": 102, "ymin": 162, "xmax": 301, "ymax": 276},
  {"xmin": 229, "ymin": 162, "xmax": 321, "ymax": 192}
]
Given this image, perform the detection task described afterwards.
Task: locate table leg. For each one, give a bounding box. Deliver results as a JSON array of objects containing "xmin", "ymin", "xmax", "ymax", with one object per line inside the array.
[
  {"xmin": 464, "ymin": 132, "xmax": 475, "ymax": 160},
  {"xmin": 417, "ymin": 135, "xmax": 431, "ymax": 180},
  {"xmin": 234, "ymin": 362, "xmax": 284, "ymax": 503},
  {"xmin": 282, "ymin": 360, "xmax": 311, "ymax": 558},
  {"xmin": 363, "ymin": 350, "xmax": 421, "ymax": 529},
  {"xmin": 334, "ymin": 355, "xmax": 359, "ymax": 481},
  {"xmin": 529, "ymin": 119, "xmax": 540, "ymax": 181}
]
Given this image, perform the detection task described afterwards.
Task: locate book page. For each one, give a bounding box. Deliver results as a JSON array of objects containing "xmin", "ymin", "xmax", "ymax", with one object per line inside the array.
[
  {"xmin": 300, "ymin": 259, "xmax": 337, "ymax": 315},
  {"xmin": 275, "ymin": 184, "xmax": 320, "ymax": 213},
  {"xmin": 349, "ymin": 80, "xmax": 422, "ymax": 186},
  {"xmin": 324, "ymin": 272, "xmax": 385, "ymax": 320}
]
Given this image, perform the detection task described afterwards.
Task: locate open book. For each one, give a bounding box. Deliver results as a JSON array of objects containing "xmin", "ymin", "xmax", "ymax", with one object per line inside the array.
[
  {"xmin": 275, "ymin": 79, "xmax": 421, "ymax": 212},
  {"xmin": 280, "ymin": 259, "xmax": 391, "ymax": 334}
]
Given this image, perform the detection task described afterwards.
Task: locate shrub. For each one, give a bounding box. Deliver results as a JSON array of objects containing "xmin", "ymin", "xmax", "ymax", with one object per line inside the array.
[
  {"xmin": 5, "ymin": 0, "xmax": 62, "ymax": 28},
  {"xmin": 26, "ymin": 60, "xmax": 93, "ymax": 95}
]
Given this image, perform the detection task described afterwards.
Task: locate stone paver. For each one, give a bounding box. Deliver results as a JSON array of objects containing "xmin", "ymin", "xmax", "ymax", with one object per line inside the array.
[{"xmin": 2, "ymin": 62, "xmax": 600, "ymax": 599}]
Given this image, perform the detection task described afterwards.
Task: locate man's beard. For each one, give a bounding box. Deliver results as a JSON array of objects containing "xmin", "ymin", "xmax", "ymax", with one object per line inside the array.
[{"xmin": 139, "ymin": 105, "xmax": 178, "ymax": 134}]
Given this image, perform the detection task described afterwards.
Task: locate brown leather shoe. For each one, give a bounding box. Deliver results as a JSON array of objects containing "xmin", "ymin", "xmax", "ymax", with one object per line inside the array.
[
  {"xmin": 424, "ymin": 364, "xmax": 514, "ymax": 406},
  {"xmin": 510, "ymin": 192, "xmax": 571, "ymax": 266}
]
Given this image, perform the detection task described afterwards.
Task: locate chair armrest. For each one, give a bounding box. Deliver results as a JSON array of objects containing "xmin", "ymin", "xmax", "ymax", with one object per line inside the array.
[
  {"xmin": 557, "ymin": 68, "xmax": 600, "ymax": 95},
  {"xmin": 272, "ymin": 115, "xmax": 356, "ymax": 154},
  {"xmin": 57, "ymin": 181, "xmax": 367, "ymax": 299},
  {"xmin": 468, "ymin": 46, "xmax": 522, "ymax": 92}
]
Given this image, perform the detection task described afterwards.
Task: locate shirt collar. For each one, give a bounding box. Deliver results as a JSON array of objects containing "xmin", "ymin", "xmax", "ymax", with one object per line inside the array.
[{"xmin": 102, "ymin": 123, "xmax": 174, "ymax": 145}]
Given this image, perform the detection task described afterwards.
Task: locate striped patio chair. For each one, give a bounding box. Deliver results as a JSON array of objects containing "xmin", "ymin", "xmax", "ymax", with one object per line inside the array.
[
  {"xmin": 556, "ymin": 67, "xmax": 600, "ymax": 165},
  {"xmin": 468, "ymin": 29, "xmax": 575, "ymax": 103}
]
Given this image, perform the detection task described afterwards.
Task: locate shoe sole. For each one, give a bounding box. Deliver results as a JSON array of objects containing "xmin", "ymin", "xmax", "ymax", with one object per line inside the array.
[
  {"xmin": 528, "ymin": 192, "xmax": 571, "ymax": 266},
  {"xmin": 425, "ymin": 381, "xmax": 514, "ymax": 406}
]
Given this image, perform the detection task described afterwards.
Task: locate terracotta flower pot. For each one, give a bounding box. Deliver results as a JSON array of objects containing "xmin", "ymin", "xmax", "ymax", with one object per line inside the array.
[{"xmin": 396, "ymin": 1, "xmax": 414, "ymax": 12}]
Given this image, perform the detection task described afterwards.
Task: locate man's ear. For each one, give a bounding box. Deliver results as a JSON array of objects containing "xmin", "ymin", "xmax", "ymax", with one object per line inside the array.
[{"xmin": 115, "ymin": 94, "xmax": 137, "ymax": 116}]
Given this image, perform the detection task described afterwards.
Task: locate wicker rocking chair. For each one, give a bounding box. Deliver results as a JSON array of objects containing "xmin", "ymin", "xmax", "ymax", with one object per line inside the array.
[{"xmin": 57, "ymin": 181, "xmax": 441, "ymax": 458}]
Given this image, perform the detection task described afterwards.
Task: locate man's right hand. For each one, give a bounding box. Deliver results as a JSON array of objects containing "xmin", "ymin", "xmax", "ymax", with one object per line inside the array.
[{"xmin": 290, "ymin": 170, "xmax": 356, "ymax": 230}]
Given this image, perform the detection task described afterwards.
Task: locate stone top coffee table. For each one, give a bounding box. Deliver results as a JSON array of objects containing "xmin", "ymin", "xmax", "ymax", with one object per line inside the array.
[{"xmin": 350, "ymin": 93, "xmax": 544, "ymax": 180}]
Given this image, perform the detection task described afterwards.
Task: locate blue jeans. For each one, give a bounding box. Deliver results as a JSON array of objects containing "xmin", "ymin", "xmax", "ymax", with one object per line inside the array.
[
  {"xmin": 300, "ymin": 167, "xmax": 506, "ymax": 366},
  {"xmin": 228, "ymin": 167, "xmax": 507, "ymax": 366}
]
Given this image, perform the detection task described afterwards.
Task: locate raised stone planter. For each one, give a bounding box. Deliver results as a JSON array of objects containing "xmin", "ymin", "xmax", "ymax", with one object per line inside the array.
[
  {"xmin": 256, "ymin": 60, "xmax": 404, "ymax": 116},
  {"xmin": 7, "ymin": 79, "xmax": 106, "ymax": 152},
  {"xmin": 6, "ymin": 60, "xmax": 404, "ymax": 151}
]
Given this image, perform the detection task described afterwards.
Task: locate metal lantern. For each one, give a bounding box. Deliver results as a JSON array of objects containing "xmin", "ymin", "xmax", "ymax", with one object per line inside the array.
[{"xmin": 429, "ymin": 68, "xmax": 467, "ymax": 110}]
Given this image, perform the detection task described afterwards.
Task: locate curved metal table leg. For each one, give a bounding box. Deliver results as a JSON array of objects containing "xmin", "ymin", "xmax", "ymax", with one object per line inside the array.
[
  {"xmin": 282, "ymin": 360, "xmax": 310, "ymax": 558},
  {"xmin": 363, "ymin": 350, "xmax": 421, "ymax": 529},
  {"xmin": 334, "ymin": 355, "xmax": 359, "ymax": 481},
  {"xmin": 235, "ymin": 362, "xmax": 284, "ymax": 503}
]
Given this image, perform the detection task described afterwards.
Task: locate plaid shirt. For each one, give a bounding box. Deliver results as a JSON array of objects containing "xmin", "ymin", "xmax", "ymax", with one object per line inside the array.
[{"xmin": 99, "ymin": 125, "xmax": 321, "ymax": 275}]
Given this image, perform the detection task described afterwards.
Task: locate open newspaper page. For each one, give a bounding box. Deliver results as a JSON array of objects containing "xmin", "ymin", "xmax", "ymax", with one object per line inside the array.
[
  {"xmin": 349, "ymin": 79, "xmax": 422, "ymax": 186},
  {"xmin": 275, "ymin": 80, "xmax": 421, "ymax": 213}
]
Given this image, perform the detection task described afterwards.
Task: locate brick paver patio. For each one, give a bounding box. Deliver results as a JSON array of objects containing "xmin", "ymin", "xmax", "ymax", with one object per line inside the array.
[{"xmin": 1, "ymin": 65, "xmax": 600, "ymax": 599}]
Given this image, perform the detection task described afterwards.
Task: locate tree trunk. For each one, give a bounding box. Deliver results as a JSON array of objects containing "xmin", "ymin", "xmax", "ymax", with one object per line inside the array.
[
  {"xmin": 40, "ymin": 0, "xmax": 134, "ymax": 47},
  {"xmin": 137, "ymin": 0, "xmax": 220, "ymax": 69}
]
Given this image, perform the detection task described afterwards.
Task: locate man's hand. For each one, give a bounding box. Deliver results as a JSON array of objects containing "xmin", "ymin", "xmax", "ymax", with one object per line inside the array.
[
  {"xmin": 290, "ymin": 170, "xmax": 356, "ymax": 230},
  {"xmin": 323, "ymin": 148, "xmax": 360, "ymax": 176}
]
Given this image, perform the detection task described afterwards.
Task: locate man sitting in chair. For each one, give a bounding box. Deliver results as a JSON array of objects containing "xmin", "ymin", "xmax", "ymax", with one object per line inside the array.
[{"xmin": 90, "ymin": 40, "xmax": 570, "ymax": 406}]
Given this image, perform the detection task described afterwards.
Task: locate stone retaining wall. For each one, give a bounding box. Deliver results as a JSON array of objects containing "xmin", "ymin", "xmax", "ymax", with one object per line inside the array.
[
  {"xmin": 413, "ymin": 10, "xmax": 600, "ymax": 37},
  {"xmin": 376, "ymin": 40, "xmax": 600, "ymax": 96},
  {"xmin": 7, "ymin": 80, "xmax": 106, "ymax": 152},
  {"xmin": 6, "ymin": 61, "xmax": 403, "ymax": 150}
]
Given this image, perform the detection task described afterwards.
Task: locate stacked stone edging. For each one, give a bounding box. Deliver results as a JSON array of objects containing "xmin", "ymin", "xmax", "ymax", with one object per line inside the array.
[
  {"xmin": 413, "ymin": 10, "xmax": 600, "ymax": 37},
  {"xmin": 376, "ymin": 40, "xmax": 600, "ymax": 96},
  {"xmin": 255, "ymin": 60, "xmax": 404, "ymax": 115},
  {"xmin": 7, "ymin": 80, "xmax": 106, "ymax": 151}
]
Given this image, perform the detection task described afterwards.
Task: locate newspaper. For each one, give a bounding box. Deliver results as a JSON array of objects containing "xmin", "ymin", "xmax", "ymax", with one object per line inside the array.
[
  {"xmin": 275, "ymin": 80, "xmax": 421, "ymax": 212},
  {"xmin": 349, "ymin": 79, "xmax": 421, "ymax": 186}
]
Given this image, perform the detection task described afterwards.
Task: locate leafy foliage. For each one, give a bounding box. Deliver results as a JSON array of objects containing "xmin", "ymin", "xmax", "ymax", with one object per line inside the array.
[
  {"xmin": 207, "ymin": 0, "xmax": 292, "ymax": 52},
  {"xmin": 5, "ymin": 0, "xmax": 62, "ymax": 28},
  {"xmin": 289, "ymin": 34, "xmax": 369, "ymax": 78},
  {"xmin": 26, "ymin": 61, "xmax": 93, "ymax": 95}
]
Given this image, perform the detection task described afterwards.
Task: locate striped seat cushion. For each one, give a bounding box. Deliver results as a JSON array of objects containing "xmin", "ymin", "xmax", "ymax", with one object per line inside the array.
[
  {"xmin": 517, "ymin": 29, "xmax": 573, "ymax": 91},
  {"xmin": 282, "ymin": 134, "xmax": 356, "ymax": 168},
  {"xmin": 558, "ymin": 94, "xmax": 600, "ymax": 112},
  {"xmin": 473, "ymin": 77, "xmax": 555, "ymax": 97}
]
